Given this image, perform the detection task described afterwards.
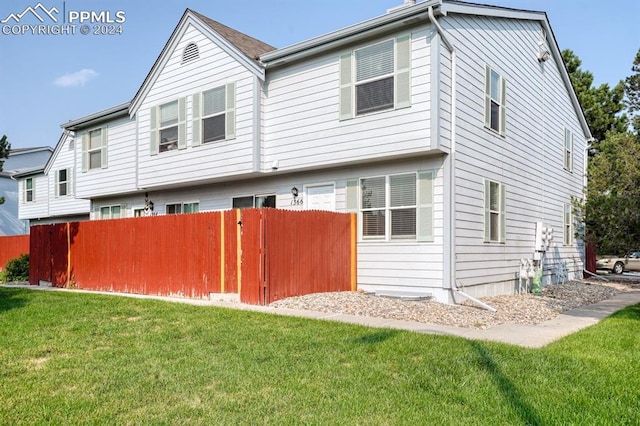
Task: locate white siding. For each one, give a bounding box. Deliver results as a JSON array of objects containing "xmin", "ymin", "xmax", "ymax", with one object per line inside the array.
[
  {"xmin": 263, "ymin": 26, "xmax": 433, "ymax": 172},
  {"xmin": 75, "ymin": 117, "xmax": 137, "ymax": 199},
  {"xmin": 442, "ymin": 14, "xmax": 586, "ymax": 296},
  {"xmin": 48, "ymin": 134, "xmax": 90, "ymax": 217},
  {"xmin": 137, "ymin": 24, "xmax": 257, "ymax": 189},
  {"xmin": 91, "ymin": 156, "xmax": 447, "ymax": 300},
  {"xmin": 17, "ymin": 174, "xmax": 48, "ymax": 220}
]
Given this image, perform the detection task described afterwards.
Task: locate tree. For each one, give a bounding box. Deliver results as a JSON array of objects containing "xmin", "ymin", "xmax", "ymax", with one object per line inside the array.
[
  {"xmin": 562, "ymin": 50, "xmax": 628, "ymax": 146},
  {"xmin": 624, "ymin": 48, "xmax": 640, "ymax": 136},
  {"xmin": 580, "ymin": 132, "xmax": 640, "ymax": 255},
  {"xmin": 0, "ymin": 134, "xmax": 10, "ymax": 206}
]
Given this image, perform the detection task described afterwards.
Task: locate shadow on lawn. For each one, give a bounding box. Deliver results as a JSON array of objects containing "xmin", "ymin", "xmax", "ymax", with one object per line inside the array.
[
  {"xmin": 351, "ymin": 329, "xmax": 398, "ymax": 345},
  {"xmin": 0, "ymin": 287, "xmax": 28, "ymax": 314},
  {"xmin": 469, "ymin": 341, "xmax": 542, "ymax": 426}
]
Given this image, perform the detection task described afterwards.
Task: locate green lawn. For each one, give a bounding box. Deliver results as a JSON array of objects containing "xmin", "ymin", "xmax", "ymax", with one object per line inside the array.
[{"xmin": 1, "ymin": 287, "xmax": 639, "ymax": 425}]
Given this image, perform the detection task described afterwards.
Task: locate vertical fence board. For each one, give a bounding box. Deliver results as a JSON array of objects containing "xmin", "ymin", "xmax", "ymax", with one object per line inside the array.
[
  {"xmin": 0, "ymin": 235, "xmax": 30, "ymax": 273},
  {"xmin": 27, "ymin": 209, "xmax": 355, "ymax": 304},
  {"xmin": 264, "ymin": 209, "xmax": 353, "ymax": 304}
]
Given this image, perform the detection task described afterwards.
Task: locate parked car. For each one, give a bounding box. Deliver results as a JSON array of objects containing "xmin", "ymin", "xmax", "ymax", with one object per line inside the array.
[{"xmin": 596, "ymin": 251, "xmax": 640, "ymax": 274}]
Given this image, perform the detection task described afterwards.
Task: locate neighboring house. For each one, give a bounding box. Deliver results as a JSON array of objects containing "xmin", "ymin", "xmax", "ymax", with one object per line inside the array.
[
  {"xmin": 0, "ymin": 146, "xmax": 52, "ymax": 235},
  {"xmin": 16, "ymin": 132, "xmax": 90, "ymax": 226},
  {"xmin": 17, "ymin": 0, "xmax": 591, "ymax": 302}
]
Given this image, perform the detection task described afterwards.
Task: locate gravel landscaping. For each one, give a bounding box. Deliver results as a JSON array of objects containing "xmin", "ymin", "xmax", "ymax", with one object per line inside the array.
[{"xmin": 270, "ymin": 278, "xmax": 640, "ymax": 329}]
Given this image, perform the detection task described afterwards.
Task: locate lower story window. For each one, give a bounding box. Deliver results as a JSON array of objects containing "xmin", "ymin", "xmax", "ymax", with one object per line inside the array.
[
  {"xmin": 354, "ymin": 172, "xmax": 433, "ymax": 242},
  {"xmin": 232, "ymin": 194, "xmax": 276, "ymax": 209},
  {"xmin": 563, "ymin": 203, "xmax": 573, "ymax": 245},
  {"xmin": 484, "ymin": 179, "xmax": 506, "ymax": 243},
  {"xmin": 166, "ymin": 202, "xmax": 199, "ymax": 215},
  {"xmin": 100, "ymin": 205, "xmax": 121, "ymax": 220}
]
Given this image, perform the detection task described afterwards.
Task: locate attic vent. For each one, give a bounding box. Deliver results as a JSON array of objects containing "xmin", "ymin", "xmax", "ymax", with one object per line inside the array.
[{"xmin": 182, "ymin": 43, "xmax": 199, "ymax": 64}]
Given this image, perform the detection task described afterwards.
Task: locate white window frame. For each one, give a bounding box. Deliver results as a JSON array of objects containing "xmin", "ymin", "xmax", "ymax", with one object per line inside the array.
[
  {"xmin": 339, "ymin": 35, "xmax": 411, "ymax": 120},
  {"xmin": 484, "ymin": 179, "xmax": 506, "ymax": 243},
  {"xmin": 563, "ymin": 203, "xmax": 573, "ymax": 245},
  {"xmin": 192, "ymin": 83, "xmax": 236, "ymax": 147},
  {"xmin": 100, "ymin": 205, "xmax": 121, "ymax": 220},
  {"xmin": 150, "ymin": 98, "xmax": 186, "ymax": 155},
  {"xmin": 165, "ymin": 201, "xmax": 200, "ymax": 215},
  {"xmin": 82, "ymin": 127, "xmax": 107, "ymax": 172},
  {"xmin": 564, "ymin": 128, "xmax": 574, "ymax": 172},
  {"xmin": 354, "ymin": 39, "xmax": 395, "ymax": 116},
  {"xmin": 484, "ymin": 65, "xmax": 506, "ymax": 135},
  {"xmin": 55, "ymin": 168, "xmax": 71, "ymax": 197},
  {"xmin": 354, "ymin": 171, "xmax": 433, "ymax": 242},
  {"xmin": 24, "ymin": 178, "xmax": 34, "ymax": 203}
]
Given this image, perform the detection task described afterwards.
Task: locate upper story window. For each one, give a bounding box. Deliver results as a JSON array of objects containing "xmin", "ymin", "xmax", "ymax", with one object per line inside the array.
[
  {"xmin": 484, "ymin": 179, "xmax": 506, "ymax": 243},
  {"xmin": 56, "ymin": 168, "xmax": 70, "ymax": 197},
  {"xmin": 339, "ymin": 35, "xmax": 411, "ymax": 120},
  {"xmin": 182, "ymin": 42, "xmax": 199, "ymax": 64},
  {"xmin": 150, "ymin": 98, "xmax": 186, "ymax": 155},
  {"xmin": 346, "ymin": 171, "xmax": 434, "ymax": 242},
  {"xmin": 82, "ymin": 127, "xmax": 107, "ymax": 172},
  {"xmin": 484, "ymin": 65, "xmax": 506, "ymax": 135},
  {"xmin": 159, "ymin": 101, "xmax": 179, "ymax": 152},
  {"xmin": 24, "ymin": 178, "xmax": 34, "ymax": 203},
  {"xmin": 192, "ymin": 83, "xmax": 236, "ymax": 146},
  {"xmin": 564, "ymin": 128, "xmax": 574, "ymax": 172}
]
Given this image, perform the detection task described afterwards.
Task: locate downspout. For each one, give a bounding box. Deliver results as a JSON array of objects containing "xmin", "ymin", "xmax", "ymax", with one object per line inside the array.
[
  {"xmin": 428, "ymin": 6, "xmax": 495, "ymax": 311},
  {"xmin": 427, "ymin": 6, "xmax": 457, "ymax": 299}
]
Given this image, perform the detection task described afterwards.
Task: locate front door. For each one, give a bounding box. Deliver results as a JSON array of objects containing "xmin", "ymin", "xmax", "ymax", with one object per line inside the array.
[{"xmin": 306, "ymin": 184, "xmax": 335, "ymax": 211}]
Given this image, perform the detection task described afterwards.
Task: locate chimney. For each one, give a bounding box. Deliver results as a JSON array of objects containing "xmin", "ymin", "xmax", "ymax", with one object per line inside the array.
[{"xmin": 387, "ymin": 0, "xmax": 417, "ymax": 14}]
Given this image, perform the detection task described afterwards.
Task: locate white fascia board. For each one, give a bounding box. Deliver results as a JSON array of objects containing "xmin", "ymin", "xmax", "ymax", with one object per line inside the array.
[
  {"xmin": 61, "ymin": 102, "xmax": 131, "ymax": 131},
  {"xmin": 43, "ymin": 132, "xmax": 70, "ymax": 176},
  {"xmin": 261, "ymin": 0, "xmax": 441, "ymax": 67},
  {"xmin": 129, "ymin": 12, "xmax": 266, "ymax": 117},
  {"xmin": 441, "ymin": 1, "xmax": 592, "ymax": 138}
]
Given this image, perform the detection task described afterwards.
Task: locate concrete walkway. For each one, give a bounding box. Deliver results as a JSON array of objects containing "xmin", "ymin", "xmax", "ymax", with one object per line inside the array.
[{"xmin": 4, "ymin": 284, "xmax": 640, "ymax": 348}]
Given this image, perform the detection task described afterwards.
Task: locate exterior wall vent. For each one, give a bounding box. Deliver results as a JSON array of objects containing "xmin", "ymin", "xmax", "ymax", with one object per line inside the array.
[{"xmin": 182, "ymin": 43, "xmax": 199, "ymax": 64}]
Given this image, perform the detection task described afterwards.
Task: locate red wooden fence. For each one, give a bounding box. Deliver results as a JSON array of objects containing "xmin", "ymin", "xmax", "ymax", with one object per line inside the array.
[
  {"xmin": 0, "ymin": 235, "xmax": 29, "ymax": 270},
  {"xmin": 29, "ymin": 209, "xmax": 356, "ymax": 304}
]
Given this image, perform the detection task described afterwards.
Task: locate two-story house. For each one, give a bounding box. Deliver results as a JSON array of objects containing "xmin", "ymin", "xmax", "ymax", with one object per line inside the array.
[
  {"xmin": 18, "ymin": 0, "xmax": 591, "ymax": 303},
  {"xmin": 1, "ymin": 146, "xmax": 53, "ymax": 235}
]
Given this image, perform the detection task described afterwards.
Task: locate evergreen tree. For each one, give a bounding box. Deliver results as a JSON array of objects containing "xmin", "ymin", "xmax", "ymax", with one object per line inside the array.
[{"xmin": 0, "ymin": 135, "xmax": 10, "ymax": 205}]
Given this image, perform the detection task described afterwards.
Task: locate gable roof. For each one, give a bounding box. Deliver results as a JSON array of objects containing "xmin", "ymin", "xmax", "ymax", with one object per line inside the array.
[
  {"xmin": 190, "ymin": 10, "xmax": 275, "ymax": 61},
  {"xmin": 129, "ymin": 9, "xmax": 275, "ymax": 115}
]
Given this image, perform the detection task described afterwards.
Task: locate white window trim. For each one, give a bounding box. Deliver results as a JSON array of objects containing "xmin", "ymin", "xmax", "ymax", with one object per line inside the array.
[
  {"xmin": 99, "ymin": 205, "xmax": 122, "ymax": 220},
  {"xmin": 484, "ymin": 179, "xmax": 506, "ymax": 243},
  {"xmin": 165, "ymin": 201, "xmax": 200, "ymax": 215},
  {"xmin": 24, "ymin": 178, "xmax": 34, "ymax": 203},
  {"xmin": 353, "ymin": 171, "xmax": 433, "ymax": 243},
  {"xmin": 55, "ymin": 168, "xmax": 71, "ymax": 198},
  {"xmin": 484, "ymin": 65, "xmax": 506, "ymax": 135},
  {"xmin": 339, "ymin": 34, "xmax": 411, "ymax": 121},
  {"xmin": 563, "ymin": 203, "xmax": 574, "ymax": 245},
  {"xmin": 82, "ymin": 127, "xmax": 108, "ymax": 172},
  {"xmin": 192, "ymin": 82, "xmax": 236, "ymax": 147},
  {"xmin": 564, "ymin": 128, "xmax": 574, "ymax": 172}
]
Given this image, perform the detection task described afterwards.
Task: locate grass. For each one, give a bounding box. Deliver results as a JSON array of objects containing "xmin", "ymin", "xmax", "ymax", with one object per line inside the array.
[{"xmin": 1, "ymin": 287, "xmax": 639, "ymax": 425}]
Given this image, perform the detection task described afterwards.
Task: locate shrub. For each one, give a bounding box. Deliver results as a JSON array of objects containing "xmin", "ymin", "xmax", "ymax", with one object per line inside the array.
[{"xmin": 4, "ymin": 254, "xmax": 29, "ymax": 282}]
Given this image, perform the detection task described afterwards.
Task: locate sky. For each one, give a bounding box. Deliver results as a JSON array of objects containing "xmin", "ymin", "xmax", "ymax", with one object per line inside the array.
[{"xmin": 1, "ymin": 0, "xmax": 638, "ymax": 149}]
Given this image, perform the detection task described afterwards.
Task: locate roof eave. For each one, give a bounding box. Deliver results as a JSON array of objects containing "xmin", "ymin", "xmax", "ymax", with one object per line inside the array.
[
  {"xmin": 260, "ymin": 0, "xmax": 441, "ymax": 67},
  {"xmin": 61, "ymin": 102, "xmax": 131, "ymax": 131}
]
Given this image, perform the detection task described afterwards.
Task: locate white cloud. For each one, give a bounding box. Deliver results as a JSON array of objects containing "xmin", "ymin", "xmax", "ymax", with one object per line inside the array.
[{"xmin": 53, "ymin": 69, "xmax": 99, "ymax": 88}]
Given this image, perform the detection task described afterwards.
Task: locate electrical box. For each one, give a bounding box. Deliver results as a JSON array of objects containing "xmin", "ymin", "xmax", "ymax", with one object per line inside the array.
[{"xmin": 535, "ymin": 221, "xmax": 553, "ymax": 253}]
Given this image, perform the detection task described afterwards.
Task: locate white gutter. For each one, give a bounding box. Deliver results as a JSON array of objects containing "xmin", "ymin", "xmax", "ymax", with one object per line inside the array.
[{"xmin": 427, "ymin": 6, "xmax": 459, "ymax": 303}]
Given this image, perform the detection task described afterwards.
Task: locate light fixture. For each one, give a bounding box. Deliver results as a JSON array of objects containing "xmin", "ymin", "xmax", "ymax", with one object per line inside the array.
[
  {"xmin": 538, "ymin": 49, "xmax": 550, "ymax": 63},
  {"xmin": 291, "ymin": 187, "xmax": 299, "ymax": 197}
]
